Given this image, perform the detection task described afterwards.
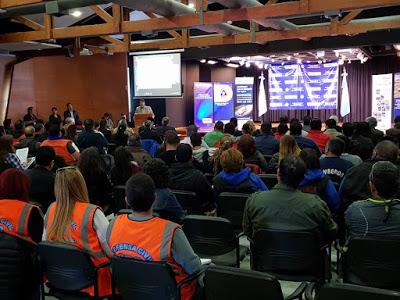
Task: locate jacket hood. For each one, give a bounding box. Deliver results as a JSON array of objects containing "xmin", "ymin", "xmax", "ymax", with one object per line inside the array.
[
  {"xmin": 219, "ymin": 168, "xmax": 251, "ymax": 185},
  {"xmin": 300, "ymin": 169, "xmax": 325, "ymax": 187}
]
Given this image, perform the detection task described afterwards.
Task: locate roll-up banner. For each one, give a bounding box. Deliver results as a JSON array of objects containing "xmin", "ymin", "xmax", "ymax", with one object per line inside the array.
[
  {"xmin": 372, "ymin": 73, "xmax": 393, "ymax": 131},
  {"xmin": 194, "ymin": 82, "xmax": 214, "ymax": 131},
  {"xmin": 235, "ymin": 77, "xmax": 254, "ymax": 121},
  {"xmin": 213, "ymin": 82, "xmax": 235, "ymax": 124},
  {"xmin": 394, "ymin": 73, "xmax": 400, "ymax": 120}
]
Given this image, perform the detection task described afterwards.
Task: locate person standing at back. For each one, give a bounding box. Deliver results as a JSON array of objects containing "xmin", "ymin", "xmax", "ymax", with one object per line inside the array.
[
  {"xmin": 63, "ymin": 103, "xmax": 80, "ymax": 125},
  {"xmin": 243, "ymin": 155, "xmax": 337, "ymax": 242},
  {"xmin": 106, "ymin": 173, "xmax": 202, "ymax": 300}
]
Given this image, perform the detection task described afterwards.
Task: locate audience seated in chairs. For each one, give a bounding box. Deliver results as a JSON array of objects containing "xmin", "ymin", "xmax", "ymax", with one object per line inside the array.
[
  {"xmin": 306, "ymin": 119, "xmax": 330, "ymax": 152},
  {"xmin": 77, "ymin": 147, "xmax": 113, "ymax": 212},
  {"xmin": 243, "ymin": 155, "xmax": 337, "ymax": 242},
  {"xmin": 33, "ymin": 123, "xmax": 47, "ymax": 143},
  {"xmin": 0, "ymin": 135, "xmax": 22, "ymax": 170},
  {"xmin": 274, "ymin": 122, "xmax": 289, "ymax": 140},
  {"xmin": 139, "ymin": 119, "xmax": 163, "ymax": 144},
  {"xmin": 41, "ymin": 124, "xmax": 80, "ymax": 166},
  {"xmin": 238, "ymin": 134, "xmax": 268, "ymax": 173},
  {"xmin": 12, "ymin": 120, "xmax": 25, "ymax": 146},
  {"xmin": 345, "ymin": 161, "xmax": 400, "ymax": 240},
  {"xmin": 268, "ymin": 135, "xmax": 301, "ymax": 172},
  {"xmin": 254, "ymin": 122, "xmax": 280, "ymax": 156},
  {"xmin": 290, "ymin": 121, "xmax": 321, "ymax": 156},
  {"xmin": 106, "ymin": 173, "xmax": 202, "ymax": 300},
  {"xmin": 190, "ymin": 133, "xmax": 208, "ymax": 164},
  {"xmin": 324, "ymin": 118, "xmax": 341, "ymax": 140},
  {"xmin": 0, "ymin": 168, "xmax": 43, "ymax": 244},
  {"xmin": 110, "ymin": 146, "xmax": 141, "ymax": 186},
  {"xmin": 320, "ymin": 135, "xmax": 363, "ymax": 167},
  {"xmin": 98, "ymin": 119, "xmax": 112, "ymax": 142},
  {"xmin": 157, "ymin": 130, "xmax": 180, "ymax": 166},
  {"xmin": 112, "ymin": 123, "xmax": 129, "ymax": 146},
  {"xmin": 26, "ymin": 146, "xmax": 56, "ymax": 212},
  {"xmin": 204, "ymin": 121, "xmax": 224, "ymax": 147},
  {"xmin": 43, "ymin": 166, "xmax": 112, "ymax": 298},
  {"xmin": 76, "ymin": 119, "xmax": 108, "ymax": 154},
  {"xmin": 213, "ymin": 148, "xmax": 267, "ymax": 198},
  {"xmin": 340, "ymin": 140, "xmax": 398, "ymax": 210},
  {"xmin": 299, "ymin": 148, "xmax": 340, "ymax": 214},
  {"xmin": 208, "ymin": 134, "xmax": 237, "ymax": 175},
  {"xmin": 349, "ymin": 122, "xmax": 375, "ymax": 159},
  {"xmin": 125, "ymin": 133, "xmax": 152, "ymax": 166},
  {"xmin": 319, "ymin": 139, "xmax": 354, "ymax": 185},
  {"xmin": 15, "ymin": 125, "xmax": 39, "ymax": 156},
  {"xmin": 156, "ymin": 116, "xmax": 176, "ymax": 139},
  {"xmin": 144, "ymin": 158, "xmax": 185, "ymax": 222},
  {"xmin": 169, "ymin": 144, "xmax": 214, "ymax": 213}
]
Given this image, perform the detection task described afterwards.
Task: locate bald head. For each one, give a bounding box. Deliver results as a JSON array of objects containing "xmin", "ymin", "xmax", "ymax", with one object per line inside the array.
[
  {"xmin": 373, "ymin": 140, "xmax": 399, "ymax": 163},
  {"xmin": 25, "ymin": 126, "xmax": 35, "ymax": 137}
]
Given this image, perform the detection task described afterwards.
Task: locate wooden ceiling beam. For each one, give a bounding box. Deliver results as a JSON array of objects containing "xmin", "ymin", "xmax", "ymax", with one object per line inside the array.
[
  {"xmin": 52, "ymin": 23, "xmax": 116, "ymax": 39},
  {"xmin": 11, "ymin": 16, "xmax": 44, "ymax": 31},
  {"xmin": 340, "ymin": 9, "xmax": 363, "ymax": 25},
  {"xmin": 101, "ymin": 35, "xmax": 124, "ymax": 44},
  {"xmin": 90, "ymin": 5, "xmax": 114, "ymax": 23},
  {"xmin": 143, "ymin": 12, "xmax": 182, "ymax": 40},
  {"xmin": 0, "ymin": 0, "xmax": 43, "ymax": 9}
]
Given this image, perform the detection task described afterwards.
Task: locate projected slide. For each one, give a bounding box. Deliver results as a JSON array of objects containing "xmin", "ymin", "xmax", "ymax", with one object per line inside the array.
[
  {"xmin": 268, "ymin": 62, "xmax": 339, "ymax": 110},
  {"xmin": 133, "ymin": 53, "xmax": 182, "ymax": 97}
]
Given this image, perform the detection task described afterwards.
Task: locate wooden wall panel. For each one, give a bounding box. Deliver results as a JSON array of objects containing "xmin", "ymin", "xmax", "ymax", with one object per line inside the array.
[{"xmin": 7, "ymin": 53, "xmax": 129, "ymax": 124}]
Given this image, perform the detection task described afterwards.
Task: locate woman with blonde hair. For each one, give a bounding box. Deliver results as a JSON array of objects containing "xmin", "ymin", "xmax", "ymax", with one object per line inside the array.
[
  {"xmin": 268, "ymin": 135, "xmax": 301, "ymax": 172},
  {"xmin": 43, "ymin": 167, "xmax": 112, "ymax": 298},
  {"xmin": 211, "ymin": 134, "xmax": 237, "ymax": 175}
]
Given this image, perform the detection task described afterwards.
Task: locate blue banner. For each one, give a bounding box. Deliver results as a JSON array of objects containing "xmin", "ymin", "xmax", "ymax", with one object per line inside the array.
[
  {"xmin": 194, "ymin": 82, "xmax": 214, "ymax": 131},
  {"xmin": 268, "ymin": 62, "xmax": 339, "ymax": 110},
  {"xmin": 213, "ymin": 82, "xmax": 235, "ymax": 123},
  {"xmin": 394, "ymin": 73, "xmax": 400, "ymax": 120}
]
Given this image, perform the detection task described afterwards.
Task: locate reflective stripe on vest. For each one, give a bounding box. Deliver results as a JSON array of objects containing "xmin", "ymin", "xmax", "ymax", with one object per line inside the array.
[{"xmin": 41, "ymin": 139, "xmax": 75, "ymax": 165}]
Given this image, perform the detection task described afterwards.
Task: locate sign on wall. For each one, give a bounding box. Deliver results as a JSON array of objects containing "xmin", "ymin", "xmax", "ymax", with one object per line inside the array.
[{"xmin": 372, "ymin": 73, "xmax": 393, "ymax": 131}]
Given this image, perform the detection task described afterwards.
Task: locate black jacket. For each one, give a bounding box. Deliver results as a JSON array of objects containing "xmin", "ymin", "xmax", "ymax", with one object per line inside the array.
[
  {"xmin": 63, "ymin": 110, "xmax": 80, "ymax": 123},
  {"xmin": 26, "ymin": 166, "xmax": 55, "ymax": 212},
  {"xmin": 76, "ymin": 130, "xmax": 108, "ymax": 154}
]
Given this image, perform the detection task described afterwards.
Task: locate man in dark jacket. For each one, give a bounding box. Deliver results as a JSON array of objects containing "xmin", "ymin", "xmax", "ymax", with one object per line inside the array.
[
  {"xmin": 156, "ymin": 117, "xmax": 175, "ymax": 139},
  {"xmin": 169, "ymin": 144, "xmax": 214, "ymax": 212},
  {"xmin": 76, "ymin": 119, "xmax": 108, "ymax": 154},
  {"xmin": 290, "ymin": 121, "xmax": 321, "ymax": 156},
  {"xmin": 255, "ymin": 122, "xmax": 280, "ymax": 155}
]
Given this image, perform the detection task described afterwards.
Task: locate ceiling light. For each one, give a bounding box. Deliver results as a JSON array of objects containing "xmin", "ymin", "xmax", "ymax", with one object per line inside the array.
[
  {"xmin": 226, "ymin": 63, "xmax": 239, "ymax": 68},
  {"xmin": 287, "ymin": 55, "xmax": 291, "ymax": 61},
  {"xmin": 245, "ymin": 62, "xmax": 251, "ymax": 68},
  {"xmin": 207, "ymin": 60, "xmax": 217, "ymax": 65},
  {"xmin": 394, "ymin": 44, "xmax": 400, "ymax": 51},
  {"xmin": 230, "ymin": 56, "xmax": 242, "ymax": 61},
  {"xmin": 200, "ymin": 59, "xmax": 206, "ymax": 63},
  {"xmin": 188, "ymin": 3, "xmax": 195, "ymax": 9},
  {"xmin": 70, "ymin": 10, "xmax": 82, "ymax": 18},
  {"xmin": 306, "ymin": 60, "xmax": 311, "ymax": 63}
]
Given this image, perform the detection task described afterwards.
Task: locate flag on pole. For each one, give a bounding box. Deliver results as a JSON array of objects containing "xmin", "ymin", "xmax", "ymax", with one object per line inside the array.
[
  {"xmin": 258, "ymin": 72, "xmax": 267, "ymax": 117},
  {"xmin": 340, "ymin": 67, "xmax": 350, "ymax": 117}
]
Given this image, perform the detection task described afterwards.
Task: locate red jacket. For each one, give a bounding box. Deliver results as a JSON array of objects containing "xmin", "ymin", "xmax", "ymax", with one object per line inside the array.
[{"xmin": 306, "ymin": 130, "xmax": 330, "ymax": 151}]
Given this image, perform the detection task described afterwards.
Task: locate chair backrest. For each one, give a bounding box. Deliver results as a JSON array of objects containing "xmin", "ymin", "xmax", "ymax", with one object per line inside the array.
[
  {"xmin": 263, "ymin": 155, "xmax": 273, "ymax": 163},
  {"xmin": 217, "ymin": 192, "xmax": 250, "ymax": 230},
  {"xmin": 204, "ymin": 265, "xmax": 284, "ymax": 300},
  {"xmin": 317, "ymin": 283, "xmax": 400, "ymax": 300},
  {"xmin": 183, "ymin": 215, "xmax": 237, "ymax": 256},
  {"xmin": 171, "ymin": 190, "xmax": 203, "ymax": 215},
  {"xmin": 343, "ymin": 238, "xmax": 400, "ymax": 289},
  {"xmin": 38, "ymin": 242, "xmax": 96, "ymax": 292},
  {"xmin": 250, "ymin": 229, "xmax": 325, "ymax": 281},
  {"xmin": 258, "ymin": 174, "xmax": 278, "ymax": 189},
  {"xmin": 0, "ymin": 233, "xmax": 39, "ymax": 300},
  {"xmin": 111, "ymin": 256, "xmax": 179, "ymax": 300},
  {"xmin": 113, "ymin": 185, "xmax": 127, "ymax": 213}
]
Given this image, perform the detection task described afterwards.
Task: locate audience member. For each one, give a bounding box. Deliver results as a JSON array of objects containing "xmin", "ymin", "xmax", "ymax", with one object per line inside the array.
[
  {"xmin": 269, "ymin": 135, "xmax": 301, "ymax": 171},
  {"xmin": 157, "ymin": 130, "xmax": 180, "ymax": 166},
  {"xmin": 290, "ymin": 121, "xmax": 321, "ymax": 155},
  {"xmin": 255, "ymin": 122, "xmax": 280, "ymax": 155},
  {"xmin": 15, "ymin": 125, "xmax": 38, "ymax": 155},
  {"xmin": 345, "ymin": 161, "xmax": 400, "ymax": 240},
  {"xmin": 106, "ymin": 173, "xmax": 200, "ymax": 300},
  {"xmin": 3, "ymin": 119, "xmax": 13, "ymax": 135},
  {"xmin": 204, "ymin": 121, "xmax": 224, "ymax": 147},
  {"xmin": 169, "ymin": 144, "xmax": 214, "ymax": 212},
  {"xmin": 341, "ymin": 140, "xmax": 399, "ymax": 210},
  {"xmin": 33, "ymin": 123, "xmax": 47, "ymax": 143},
  {"xmin": 48, "ymin": 107, "xmax": 62, "ymax": 125},
  {"xmin": 0, "ymin": 135, "xmax": 23, "ymax": 169},
  {"xmin": 213, "ymin": 148, "xmax": 267, "ymax": 197},
  {"xmin": 43, "ymin": 167, "xmax": 111, "ymax": 297},
  {"xmin": 103, "ymin": 112, "xmax": 114, "ymax": 130},
  {"xmin": 275, "ymin": 123, "xmax": 288, "ymax": 140},
  {"xmin": 242, "ymin": 120, "xmax": 256, "ymax": 136},
  {"xmin": 41, "ymin": 124, "xmax": 79, "ymax": 165},
  {"xmin": 99, "ymin": 119, "xmax": 112, "ymax": 142},
  {"xmin": 230, "ymin": 117, "xmax": 242, "ymax": 137},
  {"xmin": 156, "ymin": 116, "xmax": 175, "ymax": 138},
  {"xmin": 302, "ymin": 115, "xmax": 312, "ymax": 132},
  {"xmin": 223, "ymin": 122, "xmax": 236, "ymax": 136},
  {"xmin": 329, "ymin": 115, "xmax": 342, "ymax": 132},
  {"xmin": 299, "ymin": 149, "xmax": 340, "ymax": 213},
  {"xmin": 238, "ymin": 134, "xmax": 268, "ymax": 172},
  {"xmin": 243, "ymin": 155, "xmax": 337, "ymax": 242},
  {"xmin": 144, "ymin": 159, "xmax": 185, "ymax": 222},
  {"xmin": 0, "ymin": 168, "xmax": 43, "ymax": 243},
  {"xmin": 139, "ymin": 120, "xmax": 162, "ymax": 144},
  {"xmin": 63, "ymin": 102, "xmax": 80, "ymax": 124},
  {"xmin": 26, "ymin": 146, "xmax": 55, "ymax": 212},
  {"xmin": 342, "ymin": 122, "xmax": 354, "ymax": 139},
  {"xmin": 349, "ymin": 122, "xmax": 375, "ymax": 159},
  {"xmin": 319, "ymin": 135, "xmax": 363, "ymax": 167},
  {"xmin": 23, "ymin": 106, "xmax": 37, "ymax": 126},
  {"xmin": 288, "ymin": 118, "xmax": 308, "ymax": 136},
  {"xmin": 320, "ymin": 139, "xmax": 353, "ymax": 184},
  {"xmin": 110, "ymin": 146, "xmax": 141, "ymax": 186},
  {"xmin": 190, "ymin": 133, "xmax": 208, "ymax": 163},
  {"xmin": 12, "ymin": 120, "xmax": 25, "ymax": 145},
  {"xmin": 366, "ymin": 116, "xmax": 384, "ymax": 144},
  {"xmin": 125, "ymin": 133, "xmax": 152, "ymax": 166},
  {"xmin": 77, "ymin": 147, "xmax": 113, "ymax": 211},
  {"xmin": 324, "ymin": 119, "xmax": 341, "ymax": 139},
  {"xmin": 65, "ymin": 124, "xmax": 77, "ymax": 142},
  {"xmin": 210, "ymin": 134, "xmax": 236, "ymax": 175},
  {"xmin": 76, "ymin": 119, "xmax": 108, "ymax": 154},
  {"xmin": 306, "ymin": 119, "xmax": 330, "ymax": 151},
  {"xmin": 112, "ymin": 124, "xmax": 129, "ymax": 146}
]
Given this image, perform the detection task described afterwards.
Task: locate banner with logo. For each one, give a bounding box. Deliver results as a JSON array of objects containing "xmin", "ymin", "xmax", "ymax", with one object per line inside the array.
[
  {"xmin": 394, "ymin": 73, "xmax": 400, "ymax": 120},
  {"xmin": 194, "ymin": 82, "xmax": 214, "ymax": 131},
  {"xmin": 372, "ymin": 73, "xmax": 393, "ymax": 131},
  {"xmin": 235, "ymin": 77, "xmax": 254, "ymax": 121},
  {"xmin": 213, "ymin": 82, "xmax": 235, "ymax": 123}
]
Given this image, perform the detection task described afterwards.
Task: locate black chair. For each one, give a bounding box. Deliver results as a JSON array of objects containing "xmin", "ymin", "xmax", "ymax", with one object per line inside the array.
[
  {"xmin": 113, "ymin": 185, "xmax": 127, "ymax": 213},
  {"xmin": 314, "ymin": 283, "xmax": 400, "ymax": 300},
  {"xmin": 38, "ymin": 242, "xmax": 110, "ymax": 299},
  {"xmin": 258, "ymin": 174, "xmax": 278, "ymax": 189},
  {"xmin": 171, "ymin": 190, "xmax": 203, "ymax": 215},
  {"xmin": 183, "ymin": 215, "xmax": 248, "ymax": 267},
  {"xmin": 217, "ymin": 192, "xmax": 250, "ymax": 232},
  {"xmin": 204, "ymin": 265, "xmax": 303, "ymax": 300},
  {"xmin": 111, "ymin": 256, "xmax": 202, "ymax": 300},
  {"xmin": 342, "ymin": 238, "xmax": 400, "ymax": 289},
  {"xmin": 0, "ymin": 233, "xmax": 40, "ymax": 300},
  {"xmin": 263, "ymin": 155, "xmax": 273, "ymax": 163},
  {"xmin": 250, "ymin": 229, "xmax": 330, "ymax": 296}
]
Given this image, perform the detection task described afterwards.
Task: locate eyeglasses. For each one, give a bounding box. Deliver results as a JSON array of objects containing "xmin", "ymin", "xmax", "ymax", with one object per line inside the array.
[{"xmin": 56, "ymin": 166, "xmax": 77, "ymax": 173}]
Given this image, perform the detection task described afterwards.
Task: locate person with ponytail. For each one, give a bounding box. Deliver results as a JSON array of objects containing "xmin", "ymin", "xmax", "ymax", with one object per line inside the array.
[{"xmin": 43, "ymin": 167, "xmax": 112, "ymax": 298}]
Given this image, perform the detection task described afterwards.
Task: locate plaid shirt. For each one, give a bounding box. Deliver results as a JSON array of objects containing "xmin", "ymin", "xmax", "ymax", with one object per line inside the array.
[{"xmin": 5, "ymin": 153, "xmax": 23, "ymax": 170}]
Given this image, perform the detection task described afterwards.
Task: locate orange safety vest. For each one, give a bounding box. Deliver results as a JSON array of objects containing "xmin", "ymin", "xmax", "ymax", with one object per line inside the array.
[
  {"xmin": 45, "ymin": 202, "xmax": 112, "ymax": 297},
  {"xmin": 107, "ymin": 215, "xmax": 197, "ymax": 300},
  {"xmin": 41, "ymin": 139, "xmax": 76, "ymax": 165},
  {"xmin": 13, "ymin": 134, "xmax": 26, "ymax": 146},
  {"xmin": 0, "ymin": 199, "xmax": 37, "ymax": 244}
]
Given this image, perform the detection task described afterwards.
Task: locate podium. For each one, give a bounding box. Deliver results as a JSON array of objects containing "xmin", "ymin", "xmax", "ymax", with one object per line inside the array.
[{"xmin": 134, "ymin": 113, "xmax": 153, "ymax": 133}]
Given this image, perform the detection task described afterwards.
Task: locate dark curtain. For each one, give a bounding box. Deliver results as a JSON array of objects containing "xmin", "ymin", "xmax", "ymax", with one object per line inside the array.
[{"xmin": 237, "ymin": 56, "xmax": 400, "ymax": 123}]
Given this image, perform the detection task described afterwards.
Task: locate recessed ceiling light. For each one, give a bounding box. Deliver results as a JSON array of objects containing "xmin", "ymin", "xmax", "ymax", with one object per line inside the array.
[
  {"xmin": 188, "ymin": 3, "xmax": 195, "ymax": 9},
  {"xmin": 207, "ymin": 60, "xmax": 217, "ymax": 65},
  {"xmin": 200, "ymin": 59, "xmax": 206, "ymax": 63},
  {"xmin": 226, "ymin": 63, "xmax": 239, "ymax": 68},
  {"xmin": 70, "ymin": 10, "xmax": 83, "ymax": 18}
]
